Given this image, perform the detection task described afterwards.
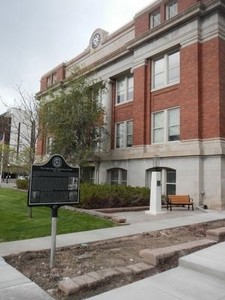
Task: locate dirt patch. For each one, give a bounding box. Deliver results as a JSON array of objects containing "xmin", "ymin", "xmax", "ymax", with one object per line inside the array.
[{"xmin": 4, "ymin": 220, "xmax": 225, "ymax": 299}]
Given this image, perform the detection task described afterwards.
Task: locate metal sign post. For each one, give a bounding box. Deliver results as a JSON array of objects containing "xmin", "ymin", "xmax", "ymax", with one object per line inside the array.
[
  {"xmin": 50, "ymin": 205, "xmax": 58, "ymax": 268},
  {"xmin": 28, "ymin": 154, "xmax": 80, "ymax": 268},
  {"xmin": 0, "ymin": 132, "xmax": 5, "ymax": 188}
]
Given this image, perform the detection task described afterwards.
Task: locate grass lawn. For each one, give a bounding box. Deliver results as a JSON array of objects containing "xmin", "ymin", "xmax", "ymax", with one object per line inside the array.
[{"xmin": 0, "ymin": 188, "xmax": 114, "ymax": 242}]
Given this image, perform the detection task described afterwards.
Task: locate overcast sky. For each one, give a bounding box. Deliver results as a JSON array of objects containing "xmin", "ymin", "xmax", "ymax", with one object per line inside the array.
[{"xmin": 0, "ymin": 0, "xmax": 154, "ymax": 114}]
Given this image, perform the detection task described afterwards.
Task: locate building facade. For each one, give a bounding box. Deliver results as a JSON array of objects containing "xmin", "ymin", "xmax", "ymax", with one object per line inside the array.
[{"xmin": 36, "ymin": 0, "xmax": 225, "ymax": 209}]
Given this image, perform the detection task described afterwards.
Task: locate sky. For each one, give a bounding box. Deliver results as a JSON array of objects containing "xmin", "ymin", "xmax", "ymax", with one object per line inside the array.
[{"xmin": 0, "ymin": 0, "xmax": 154, "ymax": 114}]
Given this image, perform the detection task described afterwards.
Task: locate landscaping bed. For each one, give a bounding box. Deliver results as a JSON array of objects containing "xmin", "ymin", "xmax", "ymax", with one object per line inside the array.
[{"xmin": 4, "ymin": 219, "xmax": 225, "ymax": 300}]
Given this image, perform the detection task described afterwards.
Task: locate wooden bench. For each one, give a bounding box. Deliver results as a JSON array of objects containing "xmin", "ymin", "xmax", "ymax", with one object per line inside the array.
[{"xmin": 167, "ymin": 195, "xmax": 194, "ymax": 211}]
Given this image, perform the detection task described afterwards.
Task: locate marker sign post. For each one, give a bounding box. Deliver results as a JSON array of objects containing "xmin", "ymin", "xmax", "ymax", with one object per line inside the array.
[{"xmin": 28, "ymin": 155, "xmax": 80, "ymax": 268}]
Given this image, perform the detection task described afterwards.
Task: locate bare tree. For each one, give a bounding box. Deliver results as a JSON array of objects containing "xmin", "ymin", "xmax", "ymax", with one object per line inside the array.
[{"xmin": 0, "ymin": 84, "xmax": 41, "ymax": 174}]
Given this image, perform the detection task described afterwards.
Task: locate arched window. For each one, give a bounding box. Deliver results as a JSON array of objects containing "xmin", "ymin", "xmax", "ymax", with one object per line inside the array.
[{"xmin": 107, "ymin": 168, "xmax": 127, "ymax": 186}]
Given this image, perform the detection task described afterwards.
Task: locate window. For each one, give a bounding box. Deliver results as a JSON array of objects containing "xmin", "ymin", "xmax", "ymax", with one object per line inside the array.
[
  {"xmin": 47, "ymin": 76, "xmax": 52, "ymax": 87},
  {"xmin": 93, "ymin": 126, "xmax": 106, "ymax": 151},
  {"xmin": 166, "ymin": 169, "xmax": 176, "ymax": 195},
  {"xmin": 152, "ymin": 108, "xmax": 180, "ymax": 143},
  {"xmin": 47, "ymin": 73, "xmax": 57, "ymax": 87},
  {"xmin": 46, "ymin": 136, "xmax": 53, "ymax": 154},
  {"xmin": 116, "ymin": 75, "xmax": 133, "ymax": 104},
  {"xmin": 82, "ymin": 167, "xmax": 95, "ymax": 183},
  {"xmin": 116, "ymin": 120, "xmax": 133, "ymax": 148},
  {"xmin": 52, "ymin": 73, "xmax": 57, "ymax": 84},
  {"xmin": 152, "ymin": 50, "xmax": 180, "ymax": 89},
  {"xmin": 150, "ymin": 10, "xmax": 161, "ymax": 28},
  {"xmin": 126, "ymin": 121, "xmax": 133, "ymax": 147},
  {"xmin": 108, "ymin": 168, "xmax": 127, "ymax": 186},
  {"xmin": 166, "ymin": 0, "xmax": 178, "ymax": 20}
]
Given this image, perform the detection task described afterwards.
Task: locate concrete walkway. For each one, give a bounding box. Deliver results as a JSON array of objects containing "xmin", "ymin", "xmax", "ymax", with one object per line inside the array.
[{"xmin": 0, "ymin": 209, "xmax": 225, "ymax": 299}]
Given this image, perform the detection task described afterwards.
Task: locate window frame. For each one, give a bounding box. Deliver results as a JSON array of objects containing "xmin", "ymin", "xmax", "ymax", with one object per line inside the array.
[
  {"xmin": 152, "ymin": 107, "xmax": 180, "ymax": 144},
  {"xmin": 46, "ymin": 72, "xmax": 57, "ymax": 87},
  {"xmin": 116, "ymin": 74, "xmax": 134, "ymax": 105},
  {"xmin": 152, "ymin": 50, "xmax": 180, "ymax": 90},
  {"xmin": 150, "ymin": 9, "xmax": 161, "ymax": 28},
  {"xmin": 46, "ymin": 136, "xmax": 53, "ymax": 154},
  {"xmin": 115, "ymin": 120, "xmax": 133, "ymax": 149},
  {"xmin": 82, "ymin": 167, "xmax": 95, "ymax": 183},
  {"xmin": 166, "ymin": 0, "xmax": 178, "ymax": 20},
  {"xmin": 166, "ymin": 169, "xmax": 176, "ymax": 195},
  {"xmin": 108, "ymin": 168, "xmax": 127, "ymax": 186}
]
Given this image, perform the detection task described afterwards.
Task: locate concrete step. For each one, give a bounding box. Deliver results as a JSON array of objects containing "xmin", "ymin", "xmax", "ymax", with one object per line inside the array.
[
  {"xmin": 206, "ymin": 227, "xmax": 225, "ymax": 242},
  {"xmin": 139, "ymin": 239, "xmax": 216, "ymax": 266},
  {"xmin": 179, "ymin": 242, "xmax": 225, "ymax": 281}
]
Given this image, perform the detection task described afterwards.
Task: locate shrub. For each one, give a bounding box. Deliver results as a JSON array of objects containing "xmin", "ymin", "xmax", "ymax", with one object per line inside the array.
[
  {"xmin": 78, "ymin": 183, "xmax": 150, "ymax": 209},
  {"xmin": 16, "ymin": 179, "xmax": 29, "ymax": 190}
]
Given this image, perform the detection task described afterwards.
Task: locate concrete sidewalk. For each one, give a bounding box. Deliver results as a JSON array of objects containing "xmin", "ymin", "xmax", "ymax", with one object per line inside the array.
[
  {"xmin": 0, "ymin": 209, "xmax": 225, "ymax": 299},
  {"xmin": 0, "ymin": 209, "xmax": 224, "ymax": 257},
  {"xmin": 0, "ymin": 256, "xmax": 54, "ymax": 300}
]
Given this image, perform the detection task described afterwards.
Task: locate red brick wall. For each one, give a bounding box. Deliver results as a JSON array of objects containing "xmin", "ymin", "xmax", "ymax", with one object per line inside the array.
[
  {"xmin": 112, "ymin": 39, "xmax": 221, "ymax": 147},
  {"xmin": 40, "ymin": 64, "xmax": 65, "ymax": 92},
  {"xmin": 219, "ymin": 38, "xmax": 225, "ymax": 138},
  {"xmin": 133, "ymin": 65, "xmax": 148, "ymax": 145},
  {"xmin": 56, "ymin": 64, "xmax": 65, "ymax": 82},
  {"xmin": 180, "ymin": 43, "xmax": 201, "ymax": 140},
  {"xmin": 111, "ymin": 64, "xmax": 150, "ymax": 147},
  {"xmin": 135, "ymin": 11, "xmax": 150, "ymax": 37},
  {"xmin": 110, "ymin": 38, "xmax": 222, "ymax": 147},
  {"xmin": 200, "ymin": 38, "xmax": 220, "ymax": 139},
  {"xmin": 151, "ymin": 86, "xmax": 180, "ymax": 112},
  {"xmin": 135, "ymin": 0, "xmax": 200, "ymax": 38},
  {"xmin": 114, "ymin": 103, "xmax": 133, "ymax": 122},
  {"xmin": 179, "ymin": 0, "xmax": 199, "ymax": 13},
  {"xmin": 131, "ymin": 38, "xmax": 222, "ymax": 144},
  {"xmin": 40, "ymin": 77, "xmax": 46, "ymax": 92}
]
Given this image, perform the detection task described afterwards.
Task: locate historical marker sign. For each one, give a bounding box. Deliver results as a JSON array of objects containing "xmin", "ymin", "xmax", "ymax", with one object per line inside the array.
[{"xmin": 28, "ymin": 155, "xmax": 80, "ymax": 207}]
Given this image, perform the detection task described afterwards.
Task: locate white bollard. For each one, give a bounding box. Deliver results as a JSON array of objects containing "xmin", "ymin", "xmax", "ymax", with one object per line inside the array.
[{"xmin": 146, "ymin": 170, "xmax": 165, "ymax": 215}]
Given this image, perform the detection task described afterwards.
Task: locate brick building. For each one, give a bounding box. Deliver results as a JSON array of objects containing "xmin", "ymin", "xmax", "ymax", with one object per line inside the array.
[{"xmin": 36, "ymin": 0, "xmax": 225, "ymax": 209}]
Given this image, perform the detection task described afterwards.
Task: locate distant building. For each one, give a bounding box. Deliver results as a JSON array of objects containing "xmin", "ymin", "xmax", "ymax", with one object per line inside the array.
[
  {"xmin": 0, "ymin": 108, "xmax": 32, "ymax": 176},
  {"xmin": 36, "ymin": 0, "xmax": 225, "ymax": 209}
]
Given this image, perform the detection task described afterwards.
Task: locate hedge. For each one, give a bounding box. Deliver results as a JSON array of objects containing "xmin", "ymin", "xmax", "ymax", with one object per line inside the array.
[
  {"xmin": 78, "ymin": 183, "xmax": 150, "ymax": 209},
  {"xmin": 15, "ymin": 180, "xmax": 150, "ymax": 209},
  {"xmin": 16, "ymin": 179, "xmax": 29, "ymax": 190}
]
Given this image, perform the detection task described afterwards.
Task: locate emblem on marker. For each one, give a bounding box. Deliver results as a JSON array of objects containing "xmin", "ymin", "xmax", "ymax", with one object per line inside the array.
[{"xmin": 52, "ymin": 157, "xmax": 62, "ymax": 168}]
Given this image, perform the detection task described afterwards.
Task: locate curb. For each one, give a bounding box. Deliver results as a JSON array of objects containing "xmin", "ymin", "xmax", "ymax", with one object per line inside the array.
[{"xmin": 58, "ymin": 262, "xmax": 153, "ymax": 296}]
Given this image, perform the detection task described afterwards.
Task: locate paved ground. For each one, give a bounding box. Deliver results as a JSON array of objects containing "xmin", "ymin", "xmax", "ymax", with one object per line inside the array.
[
  {"xmin": 0, "ymin": 203, "xmax": 225, "ymax": 299},
  {"xmin": 0, "ymin": 208, "xmax": 220, "ymax": 257},
  {"xmin": 0, "ymin": 180, "xmax": 16, "ymax": 189}
]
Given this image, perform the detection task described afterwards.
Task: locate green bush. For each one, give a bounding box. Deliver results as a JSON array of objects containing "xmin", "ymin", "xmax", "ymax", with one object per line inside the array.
[
  {"xmin": 16, "ymin": 179, "xmax": 29, "ymax": 190},
  {"xmin": 78, "ymin": 183, "xmax": 150, "ymax": 209}
]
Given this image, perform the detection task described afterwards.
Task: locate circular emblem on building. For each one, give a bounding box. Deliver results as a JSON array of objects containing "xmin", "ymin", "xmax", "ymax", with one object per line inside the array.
[
  {"xmin": 92, "ymin": 33, "xmax": 101, "ymax": 49},
  {"xmin": 52, "ymin": 156, "xmax": 62, "ymax": 168}
]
